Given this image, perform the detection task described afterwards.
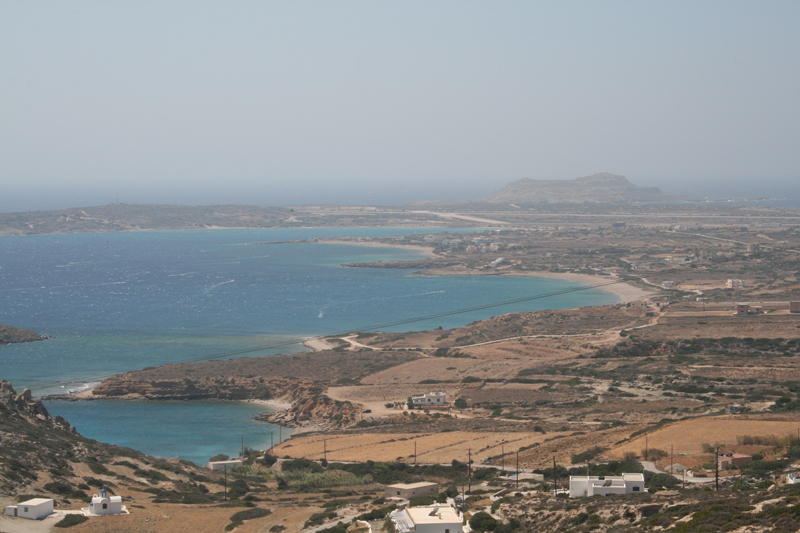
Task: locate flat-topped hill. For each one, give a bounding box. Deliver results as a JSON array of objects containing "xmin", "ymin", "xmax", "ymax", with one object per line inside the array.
[{"xmin": 485, "ymin": 172, "xmax": 668, "ymax": 204}]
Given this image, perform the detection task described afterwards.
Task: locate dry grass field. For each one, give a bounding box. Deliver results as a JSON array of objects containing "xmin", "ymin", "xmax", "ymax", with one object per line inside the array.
[
  {"xmin": 606, "ymin": 415, "xmax": 800, "ymax": 459},
  {"xmin": 273, "ymin": 430, "xmax": 564, "ymax": 464},
  {"xmin": 635, "ymin": 314, "xmax": 800, "ymax": 341},
  {"xmin": 273, "ymin": 425, "xmax": 639, "ymax": 469}
]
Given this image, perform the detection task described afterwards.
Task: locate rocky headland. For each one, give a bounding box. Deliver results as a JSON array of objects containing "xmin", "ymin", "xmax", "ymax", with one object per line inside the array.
[{"xmin": 0, "ymin": 324, "xmax": 46, "ymax": 345}]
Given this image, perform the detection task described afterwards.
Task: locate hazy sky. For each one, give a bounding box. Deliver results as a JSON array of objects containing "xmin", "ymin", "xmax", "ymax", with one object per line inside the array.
[{"xmin": 2, "ymin": 1, "xmax": 799, "ymax": 211}]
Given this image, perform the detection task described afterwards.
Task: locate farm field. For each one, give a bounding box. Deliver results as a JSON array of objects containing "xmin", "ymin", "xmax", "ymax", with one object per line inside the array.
[{"xmin": 606, "ymin": 415, "xmax": 800, "ymax": 458}]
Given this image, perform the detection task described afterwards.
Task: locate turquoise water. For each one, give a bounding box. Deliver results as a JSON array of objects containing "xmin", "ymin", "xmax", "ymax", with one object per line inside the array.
[
  {"xmin": 46, "ymin": 400, "xmax": 280, "ymax": 465},
  {"xmin": 0, "ymin": 227, "xmax": 618, "ymax": 464}
]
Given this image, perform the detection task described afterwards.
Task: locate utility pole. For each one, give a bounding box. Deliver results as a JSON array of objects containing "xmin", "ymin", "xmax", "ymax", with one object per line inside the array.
[
  {"xmin": 324, "ymin": 439, "xmax": 327, "ymax": 462},
  {"xmin": 671, "ymin": 445, "xmax": 674, "ymax": 478},
  {"xmin": 414, "ymin": 441, "xmax": 417, "ymax": 465},
  {"xmin": 468, "ymin": 449, "xmax": 472, "ymax": 493},
  {"xmin": 515, "ymin": 452, "xmax": 519, "ymax": 490},
  {"xmin": 645, "ymin": 436, "xmax": 648, "ymax": 461},
  {"xmin": 715, "ymin": 445, "xmax": 719, "ymax": 492},
  {"xmin": 501, "ymin": 444, "xmax": 505, "ymax": 474},
  {"xmin": 224, "ymin": 465, "xmax": 228, "ymax": 501},
  {"xmin": 241, "ymin": 435, "xmax": 244, "ymax": 458},
  {"xmin": 553, "ymin": 456, "xmax": 557, "ymax": 493}
]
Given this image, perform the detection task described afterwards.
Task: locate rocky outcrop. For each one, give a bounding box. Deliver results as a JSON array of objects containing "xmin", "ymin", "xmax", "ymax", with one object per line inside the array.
[
  {"xmin": 0, "ymin": 324, "xmax": 46, "ymax": 345},
  {"xmin": 257, "ymin": 395, "xmax": 358, "ymax": 431},
  {"xmin": 0, "ymin": 380, "xmax": 61, "ymax": 425}
]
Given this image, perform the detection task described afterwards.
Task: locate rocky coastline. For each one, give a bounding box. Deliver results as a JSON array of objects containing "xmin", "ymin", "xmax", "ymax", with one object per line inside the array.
[
  {"xmin": 0, "ymin": 323, "xmax": 46, "ymax": 345},
  {"xmin": 48, "ymin": 375, "xmax": 359, "ymax": 432}
]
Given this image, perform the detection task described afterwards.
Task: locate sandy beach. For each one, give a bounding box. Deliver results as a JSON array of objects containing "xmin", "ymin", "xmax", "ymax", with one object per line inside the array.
[
  {"xmin": 302, "ymin": 337, "xmax": 338, "ymax": 351},
  {"xmin": 314, "ymin": 238, "xmax": 654, "ymax": 303},
  {"xmin": 417, "ymin": 266, "xmax": 654, "ymax": 304},
  {"xmin": 514, "ymin": 270, "xmax": 655, "ymax": 303},
  {"xmin": 316, "ymin": 238, "xmax": 436, "ymax": 257}
]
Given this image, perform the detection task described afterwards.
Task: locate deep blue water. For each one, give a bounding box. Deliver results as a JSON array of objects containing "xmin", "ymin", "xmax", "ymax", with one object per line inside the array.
[{"xmin": 0, "ymin": 227, "xmax": 617, "ymax": 464}]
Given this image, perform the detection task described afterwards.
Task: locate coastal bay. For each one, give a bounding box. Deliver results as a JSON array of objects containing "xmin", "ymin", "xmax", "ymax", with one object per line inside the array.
[{"xmin": 0, "ymin": 227, "xmax": 621, "ymax": 464}]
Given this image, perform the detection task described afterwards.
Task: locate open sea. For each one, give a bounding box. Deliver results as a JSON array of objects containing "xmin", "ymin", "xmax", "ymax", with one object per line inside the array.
[{"xmin": 0, "ymin": 228, "xmax": 618, "ymax": 464}]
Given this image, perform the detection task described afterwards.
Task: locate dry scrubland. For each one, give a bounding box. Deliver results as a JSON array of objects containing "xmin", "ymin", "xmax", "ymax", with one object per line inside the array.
[{"xmin": 606, "ymin": 416, "xmax": 800, "ymax": 459}]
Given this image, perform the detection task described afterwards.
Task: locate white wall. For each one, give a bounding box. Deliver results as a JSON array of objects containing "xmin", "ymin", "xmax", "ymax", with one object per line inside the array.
[{"xmin": 16, "ymin": 499, "xmax": 53, "ymax": 520}]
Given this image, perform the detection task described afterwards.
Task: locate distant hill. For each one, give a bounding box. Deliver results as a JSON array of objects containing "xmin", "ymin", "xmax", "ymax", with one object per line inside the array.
[
  {"xmin": 485, "ymin": 173, "xmax": 669, "ymax": 204},
  {"xmin": 0, "ymin": 324, "xmax": 45, "ymax": 345}
]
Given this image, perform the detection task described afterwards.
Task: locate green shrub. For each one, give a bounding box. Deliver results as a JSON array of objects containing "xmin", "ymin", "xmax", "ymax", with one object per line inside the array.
[
  {"xmin": 470, "ymin": 511, "xmax": 498, "ymax": 532},
  {"xmin": 225, "ymin": 507, "xmax": 271, "ymax": 531},
  {"xmin": 54, "ymin": 514, "xmax": 89, "ymax": 528},
  {"xmin": 87, "ymin": 462, "xmax": 111, "ymax": 476},
  {"xmin": 409, "ymin": 495, "xmax": 435, "ymax": 506},
  {"xmin": 304, "ymin": 510, "xmax": 338, "ymax": 528},
  {"xmin": 571, "ymin": 447, "xmax": 607, "ymax": 464},
  {"xmin": 317, "ymin": 524, "xmax": 348, "ymax": 533},
  {"xmin": 282, "ymin": 458, "xmax": 323, "ymax": 473},
  {"xmin": 43, "ymin": 482, "xmax": 87, "ymax": 500}
]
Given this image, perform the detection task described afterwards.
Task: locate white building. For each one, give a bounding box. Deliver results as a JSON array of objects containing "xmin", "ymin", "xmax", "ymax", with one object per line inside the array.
[
  {"xmin": 391, "ymin": 505, "xmax": 463, "ymax": 533},
  {"xmin": 385, "ymin": 481, "xmax": 439, "ymax": 500},
  {"xmin": 4, "ymin": 498, "xmax": 53, "ymax": 520},
  {"xmin": 411, "ymin": 392, "xmax": 447, "ymax": 406},
  {"xmin": 488, "ymin": 257, "xmax": 505, "ymax": 268},
  {"xmin": 209, "ymin": 459, "xmax": 243, "ymax": 470},
  {"xmin": 85, "ymin": 489, "xmax": 127, "ymax": 515},
  {"xmin": 569, "ymin": 473, "xmax": 646, "ymax": 498}
]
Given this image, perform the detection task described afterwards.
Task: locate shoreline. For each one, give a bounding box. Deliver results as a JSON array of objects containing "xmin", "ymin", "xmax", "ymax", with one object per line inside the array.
[
  {"xmin": 302, "ymin": 337, "xmax": 338, "ymax": 351},
  {"xmin": 501, "ymin": 270, "xmax": 654, "ymax": 304},
  {"xmin": 311, "ymin": 238, "xmax": 653, "ymax": 304},
  {"xmin": 316, "ymin": 238, "xmax": 436, "ymax": 257},
  {"xmin": 245, "ymin": 398, "xmax": 292, "ymax": 411},
  {"xmin": 0, "ymin": 224, "xmax": 456, "ymax": 238}
]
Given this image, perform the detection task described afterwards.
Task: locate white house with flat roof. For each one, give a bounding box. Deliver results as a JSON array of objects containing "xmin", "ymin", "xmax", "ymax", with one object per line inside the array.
[
  {"xmin": 209, "ymin": 459, "xmax": 243, "ymax": 470},
  {"xmin": 411, "ymin": 392, "xmax": 447, "ymax": 407},
  {"xmin": 385, "ymin": 481, "xmax": 439, "ymax": 500},
  {"xmin": 390, "ymin": 505, "xmax": 463, "ymax": 533},
  {"xmin": 4, "ymin": 498, "xmax": 53, "ymax": 520},
  {"xmin": 569, "ymin": 473, "xmax": 646, "ymax": 498}
]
